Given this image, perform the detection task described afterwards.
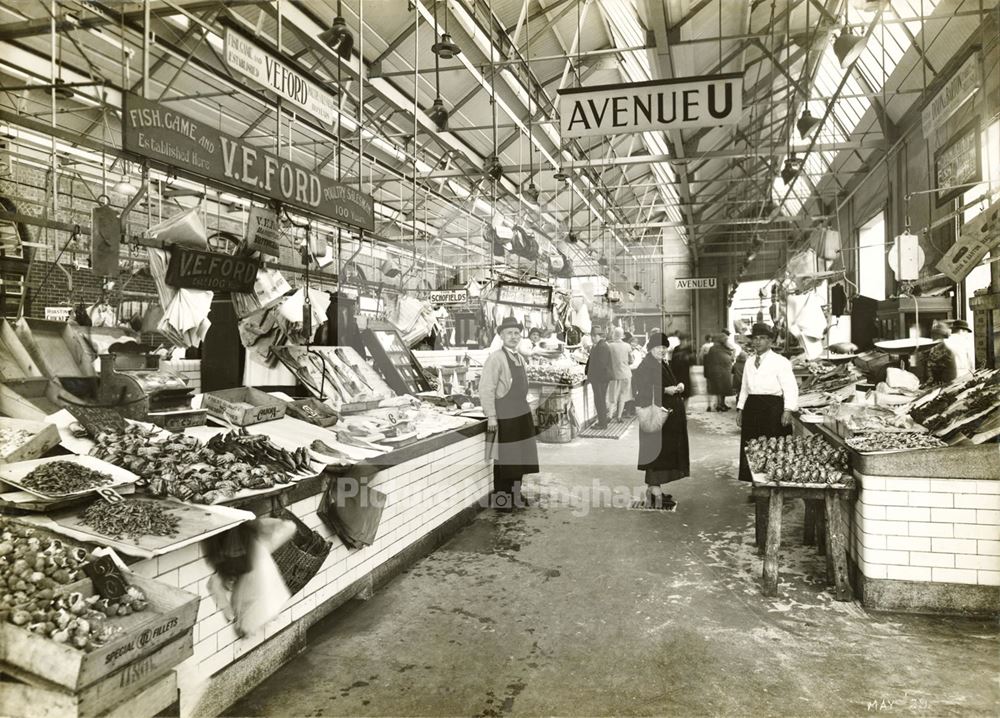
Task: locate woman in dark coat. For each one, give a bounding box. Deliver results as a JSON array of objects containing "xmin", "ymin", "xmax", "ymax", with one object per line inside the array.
[
  {"xmin": 633, "ymin": 333, "xmax": 689, "ymax": 508},
  {"xmin": 703, "ymin": 334, "xmax": 734, "ymax": 411},
  {"xmin": 669, "ymin": 332, "xmax": 694, "ymax": 412}
]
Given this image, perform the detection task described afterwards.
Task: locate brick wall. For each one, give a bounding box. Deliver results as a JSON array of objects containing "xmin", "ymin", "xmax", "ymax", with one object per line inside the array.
[
  {"xmin": 851, "ymin": 475, "xmax": 1000, "ymax": 587},
  {"xmin": 22, "ymin": 260, "xmax": 160, "ymax": 321},
  {"xmin": 126, "ymin": 433, "xmax": 490, "ymax": 714}
]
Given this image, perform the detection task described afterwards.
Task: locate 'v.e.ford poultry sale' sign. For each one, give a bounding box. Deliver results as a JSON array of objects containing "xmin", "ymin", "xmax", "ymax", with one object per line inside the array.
[
  {"xmin": 558, "ymin": 73, "xmax": 742, "ymax": 139},
  {"xmin": 123, "ymin": 94, "xmax": 374, "ymax": 231}
]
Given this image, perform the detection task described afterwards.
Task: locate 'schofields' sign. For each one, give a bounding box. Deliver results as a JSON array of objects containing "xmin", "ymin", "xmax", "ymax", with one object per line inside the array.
[
  {"xmin": 123, "ymin": 94, "xmax": 374, "ymax": 231},
  {"xmin": 224, "ymin": 28, "xmax": 338, "ymax": 127},
  {"xmin": 558, "ymin": 74, "xmax": 742, "ymax": 139}
]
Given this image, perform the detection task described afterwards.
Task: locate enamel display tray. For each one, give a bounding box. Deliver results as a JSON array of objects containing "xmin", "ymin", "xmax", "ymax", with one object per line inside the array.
[{"xmin": 0, "ymin": 455, "xmax": 139, "ymax": 500}]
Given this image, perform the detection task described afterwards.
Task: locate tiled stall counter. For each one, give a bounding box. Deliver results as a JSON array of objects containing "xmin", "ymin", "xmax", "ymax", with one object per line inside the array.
[
  {"xmin": 850, "ymin": 446, "xmax": 1000, "ymax": 614},
  {"xmin": 129, "ymin": 425, "xmax": 490, "ymax": 718}
]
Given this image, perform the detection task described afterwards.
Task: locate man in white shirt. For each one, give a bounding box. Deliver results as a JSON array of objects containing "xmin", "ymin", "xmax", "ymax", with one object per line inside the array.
[
  {"xmin": 736, "ymin": 323, "xmax": 798, "ymax": 483},
  {"xmin": 946, "ymin": 319, "xmax": 976, "ymax": 381}
]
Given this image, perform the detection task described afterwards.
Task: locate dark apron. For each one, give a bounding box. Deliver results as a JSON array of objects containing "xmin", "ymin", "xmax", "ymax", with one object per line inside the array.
[
  {"xmin": 494, "ymin": 351, "xmax": 539, "ymax": 490},
  {"xmin": 738, "ymin": 394, "xmax": 791, "ymax": 482}
]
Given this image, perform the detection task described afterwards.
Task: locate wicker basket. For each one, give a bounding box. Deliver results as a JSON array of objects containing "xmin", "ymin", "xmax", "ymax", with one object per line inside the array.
[{"xmin": 270, "ymin": 506, "xmax": 331, "ymax": 596}]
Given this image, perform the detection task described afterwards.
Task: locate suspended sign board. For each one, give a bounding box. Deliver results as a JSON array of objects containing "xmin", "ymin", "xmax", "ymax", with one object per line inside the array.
[
  {"xmin": 496, "ymin": 282, "xmax": 553, "ymax": 309},
  {"xmin": 420, "ymin": 289, "xmax": 468, "ymax": 305},
  {"xmin": 936, "ymin": 198, "xmax": 1000, "ymax": 283},
  {"xmin": 245, "ymin": 205, "xmax": 281, "ymax": 257},
  {"xmin": 674, "ymin": 277, "xmax": 717, "ymax": 290},
  {"xmin": 166, "ymin": 247, "xmax": 259, "ymax": 292},
  {"xmin": 224, "ymin": 28, "xmax": 338, "ymax": 127},
  {"xmin": 922, "ymin": 52, "xmax": 979, "ymax": 137},
  {"xmin": 122, "ymin": 94, "xmax": 375, "ymax": 231},
  {"xmin": 557, "ymin": 73, "xmax": 742, "ymax": 139}
]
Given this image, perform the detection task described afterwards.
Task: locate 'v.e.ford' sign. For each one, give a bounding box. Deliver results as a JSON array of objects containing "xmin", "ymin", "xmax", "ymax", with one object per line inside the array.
[
  {"xmin": 558, "ymin": 74, "xmax": 742, "ymax": 139},
  {"xmin": 166, "ymin": 247, "xmax": 259, "ymax": 292}
]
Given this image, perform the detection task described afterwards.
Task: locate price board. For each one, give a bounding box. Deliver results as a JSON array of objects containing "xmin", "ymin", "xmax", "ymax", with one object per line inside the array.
[{"xmin": 496, "ymin": 282, "xmax": 552, "ymax": 309}]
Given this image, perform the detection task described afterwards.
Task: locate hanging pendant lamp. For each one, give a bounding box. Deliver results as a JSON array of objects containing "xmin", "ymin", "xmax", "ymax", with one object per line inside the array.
[
  {"xmin": 796, "ymin": 107, "xmax": 821, "ymax": 138},
  {"xmin": 429, "ymin": 97, "xmax": 449, "ymax": 132},
  {"xmin": 780, "ymin": 154, "xmax": 801, "ymax": 186},
  {"xmin": 319, "ymin": 1, "xmax": 354, "ymax": 59},
  {"xmin": 833, "ymin": 29, "xmax": 866, "ymax": 67},
  {"xmin": 428, "ymin": 1, "xmax": 451, "ymax": 132},
  {"xmin": 523, "ymin": 181, "xmax": 540, "ymax": 203}
]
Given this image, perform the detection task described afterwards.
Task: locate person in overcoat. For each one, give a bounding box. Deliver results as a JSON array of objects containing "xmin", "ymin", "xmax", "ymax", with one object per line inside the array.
[
  {"xmin": 632, "ymin": 333, "xmax": 690, "ymax": 509},
  {"xmin": 703, "ymin": 334, "xmax": 734, "ymax": 411},
  {"xmin": 479, "ymin": 316, "xmax": 539, "ymax": 511},
  {"xmin": 669, "ymin": 332, "xmax": 694, "ymax": 412}
]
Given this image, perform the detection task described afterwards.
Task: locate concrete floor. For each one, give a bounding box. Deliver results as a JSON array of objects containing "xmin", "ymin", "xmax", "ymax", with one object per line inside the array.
[{"xmin": 225, "ymin": 404, "xmax": 999, "ymax": 717}]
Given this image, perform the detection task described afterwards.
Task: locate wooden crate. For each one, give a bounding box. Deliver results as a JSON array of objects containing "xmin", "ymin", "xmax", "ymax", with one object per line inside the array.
[
  {"xmin": 0, "ymin": 318, "xmax": 44, "ymax": 381},
  {"xmin": 0, "ymin": 574, "xmax": 198, "ymax": 691},
  {"xmin": 0, "ymin": 633, "xmax": 190, "ymax": 718},
  {"xmin": 202, "ymin": 386, "xmax": 286, "ymax": 426},
  {"xmin": 0, "ymin": 417, "xmax": 60, "ymax": 464},
  {"xmin": 14, "ymin": 318, "xmax": 97, "ymax": 379}
]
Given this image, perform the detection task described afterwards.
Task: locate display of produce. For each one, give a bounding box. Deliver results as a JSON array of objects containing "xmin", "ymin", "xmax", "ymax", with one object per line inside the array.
[
  {"xmin": 910, "ymin": 370, "xmax": 1000, "ymax": 442},
  {"xmin": 207, "ymin": 428, "xmax": 313, "ymax": 475},
  {"xmin": 791, "ymin": 357, "xmax": 836, "ymax": 375},
  {"xmin": 825, "ymin": 404, "xmax": 927, "ymax": 433},
  {"xmin": 525, "ymin": 362, "xmax": 585, "ymax": 385},
  {"xmin": 798, "ymin": 363, "xmax": 861, "ymax": 393},
  {"xmin": 0, "ymin": 427, "xmax": 34, "ymax": 457},
  {"xmin": 20, "ymin": 460, "xmax": 113, "ymax": 496},
  {"xmin": 91, "ymin": 426, "xmax": 296, "ymax": 503},
  {"xmin": 745, "ymin": 435, "xmax": 850, "ymax": 484},
  {"xmin": 78, "ymin": 499, "xmax": 181, "ymax": 543},
  {"xmin": 846, "ymin": 433, "xmax": 948, "ymax": 452},
  {"xmin": 0, "ymin": 517, "xmax": 150, "ymax": 651}
]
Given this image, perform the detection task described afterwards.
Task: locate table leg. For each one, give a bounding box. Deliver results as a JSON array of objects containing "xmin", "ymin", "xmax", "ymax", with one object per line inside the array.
[
  {"xmin": 803, "ymin": 499, "xmax": 818, "ymax": 546},
  {"xmin": 824, "ymin": 493, "xmax": 852, "ymax": 601},
  {"xmin": 762, "ymin": 489, "xmax": 783, "ymax": 597},
  {"xmin": 755, "ymin": 496, "xmax": 767, "ymax": 554}
]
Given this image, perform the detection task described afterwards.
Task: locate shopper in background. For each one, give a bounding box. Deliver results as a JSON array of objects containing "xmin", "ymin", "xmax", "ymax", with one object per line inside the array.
[
  {"xmin": 947, "ymin": 319, "xmax": 976, "ymax": 380},
  {"xmin": 669, "ymin": 332, "xmax": 694, "ymax": 412},
  {"xmin": 924, "ymin": 321, "xmax": 956, "ymax": 386},
  {"xmin": 732, "ymin": 335, "xmax": 749, "ymax": 396},
  {"xmin": 698, "ymin": 334, "xmax": 713, "ymax": 364},
  {"xmin": 632, "ymin": 333, "xmax": 689, "ymax": 508},
  {"xmin": 736, "ymin": 323, "xmax": 798, "ymax": 484},
  {"xmin": 606, "ymin": 327, "xmax": 633, "ymax": 422},
  {"xmin": 586, "ymin": 325, "xmax": 613, "ymax": 429},
  {"xmin": 704, "ymin": 334, "xmax": 734, "ymax": 411},
  {"xmin": 480, "ymin": 316, "xmax": 538, "ymax": 511}
]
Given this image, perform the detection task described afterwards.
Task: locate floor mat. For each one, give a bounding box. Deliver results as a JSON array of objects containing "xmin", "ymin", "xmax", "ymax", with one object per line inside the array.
[
  {"xmin": 626, "ymin": 498, "xmax": 678, "ymax": 512},
  {"xmin": 579, "ymin": 417, "xmax": 633, "ymax": 439}
]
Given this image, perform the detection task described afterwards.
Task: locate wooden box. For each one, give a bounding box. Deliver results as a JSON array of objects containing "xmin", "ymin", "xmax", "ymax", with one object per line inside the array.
[
  {"xmin": 14, "ymin": 318, "xmax": 96, "ymax": 379},
  {"xmin": 146, "ymin": 408, "xmax": 207, "ymax": 431},
  {"xmin": 0, "ymin": 318, "xmax": 44, "ymax": 381},
  {"xmin": 0, "ymin": 417, "xmax": 60, "ymax": 464},
  {"xmin": 0, "ymin": 633, "xmax": 190, "ymax": 718},
  {"xmin": 202, "ymin": 387, "xmax": 286, "ymax": 426},
  {"xmin": 0, "ymin": 574, "xmax": 198, "ymax": 691},
  {"xmin": 286, "ymin": 398, "xmax": 339, "ymax": 427}
]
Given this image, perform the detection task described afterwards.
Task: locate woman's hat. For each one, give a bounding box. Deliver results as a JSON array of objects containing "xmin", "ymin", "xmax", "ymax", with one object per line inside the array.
[
  {"xmin": 647, "ymin": 333, "xmax": 671, "ymax": 349},
  {"xmin": 750, "ymin": 322, "xmax": 775, "ymax": 338},
  {"xmin": 949, "ymin": 319, "xmax": 971, "ymax": 332},
  {"xmin": 496, "ymin": 316, "xmax": 523, "ymax": 333}
]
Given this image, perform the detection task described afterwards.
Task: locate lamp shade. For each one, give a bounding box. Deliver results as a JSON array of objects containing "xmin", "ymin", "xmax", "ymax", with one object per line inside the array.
[
  {"xmin": 319, "ymin": 15, "xmax": 354, "ymax": 59},
  {"xmin": 523, "ymin": 182, "xmax": 540, "ymax": 203},
  {"xmin": 113, "ymin": 175, "xmax": 138, "ymax": 196},
  {"xmin": 833, "ymin": 29, "xmax": 866, "ymax": 67},
  {"xmin": 428, "ymin": 98, "xmax": 449, "ymax": 132},
  {"xmin": 796, "ymin": 108, "xmax": 821, "ymax": 138},
  {"xmin": 432, "ymin": 33, "xmax": 461, "ymax": 59}
]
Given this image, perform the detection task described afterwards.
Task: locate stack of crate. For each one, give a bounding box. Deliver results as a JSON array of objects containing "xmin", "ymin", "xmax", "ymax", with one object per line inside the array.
[{"xmin": 160, "ymin": 359, "xmax": 202, "ymax": 393}]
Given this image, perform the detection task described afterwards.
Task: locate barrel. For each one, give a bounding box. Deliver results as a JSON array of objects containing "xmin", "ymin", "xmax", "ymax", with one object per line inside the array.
[{"xmin": 535, "ymin": 388, "xmax": 574, "ymax": 443}]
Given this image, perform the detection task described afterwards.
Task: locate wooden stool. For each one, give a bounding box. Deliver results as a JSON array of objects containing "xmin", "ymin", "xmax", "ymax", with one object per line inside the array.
[{"xmin": 752, "ymin": 483, "xmax": 854, "ymax": 601}]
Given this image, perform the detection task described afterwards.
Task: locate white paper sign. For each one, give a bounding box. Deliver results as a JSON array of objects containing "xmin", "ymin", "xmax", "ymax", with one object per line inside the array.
[
  {"xmin": 558, "ymin": 74, "xmax": 742, "ymax": 139},
  {"xmin": 225, "ymin": 28, "xmax": 337, "ymax": 126},
  {"xmin": 245, "ymin": 205, "xmax": 281, "ymax": 257},
  {"xmin": 44, "ymin": 306, "xmax": 73, "ymax": 321}
]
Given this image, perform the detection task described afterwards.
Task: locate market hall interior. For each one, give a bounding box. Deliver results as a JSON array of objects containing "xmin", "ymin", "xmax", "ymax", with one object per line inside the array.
[{"xmin": 224, "ymin": 410, "xmax": 999, "ymax": 718}]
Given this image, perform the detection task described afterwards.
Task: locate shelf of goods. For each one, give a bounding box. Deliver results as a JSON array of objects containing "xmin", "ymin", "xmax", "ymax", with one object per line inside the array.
[
  {"xmin": 0, "ymin": 518, "xmax": 198, "ymax": 718},
  {"xmin": 789, "ymin": 369, "xmax": 1000, "ymax": 615},
  {"xmin": 0, "ymin": 389, "xmax": 491, "ymax": 716},
  {"xmin": 526, "ymin": 369, "xmax": 594, "ymax": 444}
]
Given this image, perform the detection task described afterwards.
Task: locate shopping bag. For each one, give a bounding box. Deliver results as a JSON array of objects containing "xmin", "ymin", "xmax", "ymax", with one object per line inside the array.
[
  {"xmin": 636, "ymin": 404, "xmax": 670, "ymax": 433},
  {"xmin": 270, "ymin": 504, "xmax": 332, "ymax": 596}
]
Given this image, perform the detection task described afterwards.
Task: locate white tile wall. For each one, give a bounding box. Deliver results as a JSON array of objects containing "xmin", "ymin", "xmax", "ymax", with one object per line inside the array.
[
  {"xmin": 853, "ymin": 473, "xmax": 1000, "ymax": 587},
  {"xmin": 137, "ymin": 432, "xmax": 490, "ymax": 703}
]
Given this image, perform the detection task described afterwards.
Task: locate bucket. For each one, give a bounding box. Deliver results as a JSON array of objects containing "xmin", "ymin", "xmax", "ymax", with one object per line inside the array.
[{"xmin": 536, "ymin": 389, "xmax": 573, "ymax": 443}]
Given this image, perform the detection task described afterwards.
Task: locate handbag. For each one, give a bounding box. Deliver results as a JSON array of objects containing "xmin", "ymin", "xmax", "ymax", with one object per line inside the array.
[
  {"xmin": 636, "ymin": 404, "xmax": 670, "ymax": 433},
  {"xmin": 270, "ymin": 503, "xmax": 332, "ymax": 596}
]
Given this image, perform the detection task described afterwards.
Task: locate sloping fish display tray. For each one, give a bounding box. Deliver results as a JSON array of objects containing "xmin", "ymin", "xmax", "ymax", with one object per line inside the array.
[
  {"xmin": 22, "ymin": 499, "xmax": 254, "ymax": 558},
  {"xmin": 14, "ymin": 318, "xmax": 97, "ymax": 378},
  {"xmin": 0, "ymin": 417, "xmax": 60, "ymax": 464},
  {"xmin": 0, "ymin": 455, "xmax": 139, "ymax": 500}
]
